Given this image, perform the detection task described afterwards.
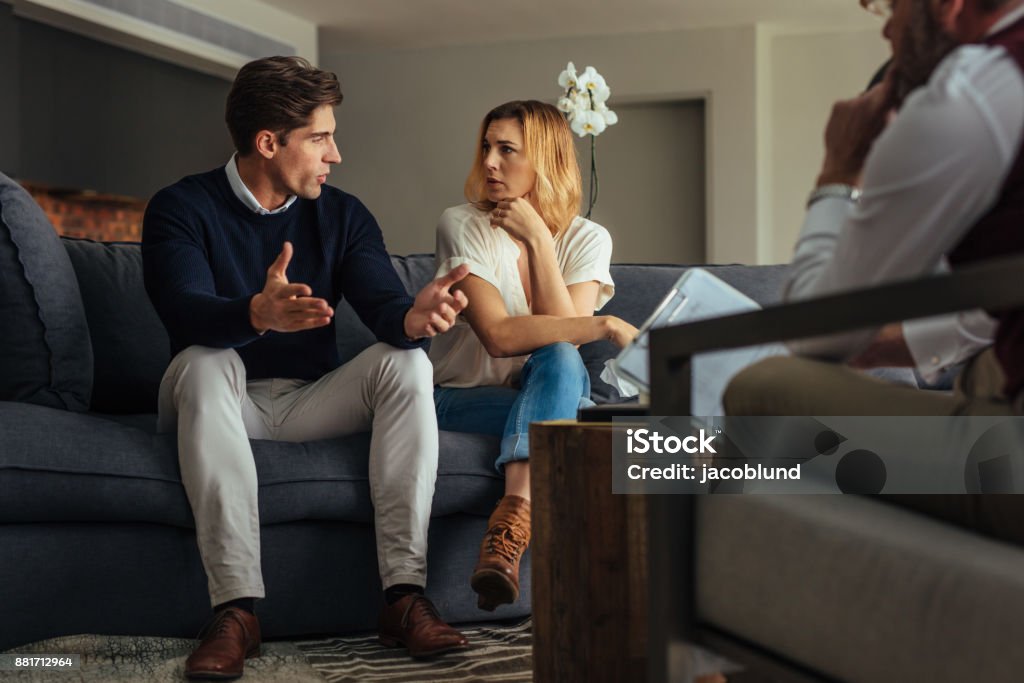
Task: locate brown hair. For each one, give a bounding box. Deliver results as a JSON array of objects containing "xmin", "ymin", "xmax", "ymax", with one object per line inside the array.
[
  {"xmin": 464, "ymin": 100, "xmax": 582, "ymax": 236},
  {"xmin": 226, "ymin": 56, "xmax": 343, "ymax": 156}
]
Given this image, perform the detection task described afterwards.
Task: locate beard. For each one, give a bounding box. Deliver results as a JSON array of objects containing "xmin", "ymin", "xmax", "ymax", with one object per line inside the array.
[{"xmin": 888, "ymin": 0, "xmax": 961, "ymax": 108}]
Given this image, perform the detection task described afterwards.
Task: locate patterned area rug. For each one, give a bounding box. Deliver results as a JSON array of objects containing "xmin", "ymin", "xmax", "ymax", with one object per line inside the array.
[
  {"xmin": 2, "ymin": 619, "xmax": 532, "ymax": 682},
  {"xmin": 3, "ymin": 634, "xmax": 321, "ymax": 682},
  {"xmin": 298, "ymin": 618, "xmax": 532, "ymax": 682}
]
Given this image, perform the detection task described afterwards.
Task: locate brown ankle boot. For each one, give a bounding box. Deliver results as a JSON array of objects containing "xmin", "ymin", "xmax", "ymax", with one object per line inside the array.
[{"xmin": 471, "ymin": 495, "xmax": 531, "ymax": 611}]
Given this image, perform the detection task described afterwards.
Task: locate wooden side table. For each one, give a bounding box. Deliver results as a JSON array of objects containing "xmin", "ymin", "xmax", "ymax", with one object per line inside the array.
[{"xmin": 530, "ymin": 420, "xmax": 650, "ymax": 682}]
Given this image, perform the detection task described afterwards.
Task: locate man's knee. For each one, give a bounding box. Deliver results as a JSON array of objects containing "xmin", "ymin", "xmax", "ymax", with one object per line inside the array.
[
  {"xmin": 167, "ymin": 346, "xmax": 246, "ymax": 392},
  {"xmin": 372, "ymin": 345, "xmax": 433, "ymax": 391},
  {"xmin": 723, "ymin": 356, "xmax": 795, "ymax": 416}
]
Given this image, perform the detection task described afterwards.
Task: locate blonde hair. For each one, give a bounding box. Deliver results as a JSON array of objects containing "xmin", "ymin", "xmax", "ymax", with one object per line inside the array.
[{"xmin": 464, "ymin": 100, "xmax": 582, "ymax": 236}]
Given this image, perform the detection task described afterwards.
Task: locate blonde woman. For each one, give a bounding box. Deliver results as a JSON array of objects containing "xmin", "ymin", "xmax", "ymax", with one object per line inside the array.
[{"xmin": 429, "ymin": 100, "xmax": 637, "ymax": 610}]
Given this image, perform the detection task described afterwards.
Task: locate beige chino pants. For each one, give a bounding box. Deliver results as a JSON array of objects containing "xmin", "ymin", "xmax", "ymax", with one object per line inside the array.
[
  {"xmin": 722, "ymin": 348, "xmax": 1024, "ymax": 546},
  {"xmin": 157, "ymin": 343, "xmax": 438, "ymax": 607},
  {"xmin": 724, "ymin": 347, "xmax": 1021, "ymax": 417}
]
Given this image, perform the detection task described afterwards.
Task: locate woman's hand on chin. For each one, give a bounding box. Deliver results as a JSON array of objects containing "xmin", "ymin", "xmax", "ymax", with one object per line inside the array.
[{"xmin": 490, "ymin": 197, "xmax": 549, "ymax": 245}]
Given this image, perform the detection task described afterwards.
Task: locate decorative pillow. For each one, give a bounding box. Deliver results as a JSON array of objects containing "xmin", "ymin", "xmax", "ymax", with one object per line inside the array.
[
  {"xmin": 334, "ymin": 297, "xmax": 380, "ymax": 366},
  {"xmin": 0, "ymin": 172, "xmax": 92, "ymax": 411},
  {"xmin": 63, "ymin": 239, "xmax": 170, "ymax": 414}
]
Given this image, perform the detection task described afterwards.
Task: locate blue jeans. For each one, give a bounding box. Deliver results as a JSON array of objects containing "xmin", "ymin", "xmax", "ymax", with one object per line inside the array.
[{"xmin": 434, "ymin": 342, "xmax": 593, "ymax": 473}]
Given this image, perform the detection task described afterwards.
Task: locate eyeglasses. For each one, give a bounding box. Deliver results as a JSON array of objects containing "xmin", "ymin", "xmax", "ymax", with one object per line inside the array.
[{"xmin": 862, "ymin": 0, "xmax": 893, "ymax": 19}]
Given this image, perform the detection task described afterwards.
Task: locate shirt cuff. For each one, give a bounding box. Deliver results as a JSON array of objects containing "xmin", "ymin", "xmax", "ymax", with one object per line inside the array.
[
  {"xmin": 903, "ymin": 315, "xmax": 972, "ymax": 384},
  {"xmin": 800, "ymin": 196, "xmax": 855, "ymax": 240}
]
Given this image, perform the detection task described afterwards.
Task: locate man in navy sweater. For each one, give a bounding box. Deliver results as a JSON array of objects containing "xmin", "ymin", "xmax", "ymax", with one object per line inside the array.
[{"xmin": 143, "ymin": 56, "xmax": 470, "ymax": 679}]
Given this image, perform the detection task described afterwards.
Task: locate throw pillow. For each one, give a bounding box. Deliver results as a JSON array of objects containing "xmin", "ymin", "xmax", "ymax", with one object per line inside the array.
[
  {"xmin": 0, "ymin": 172, "xmax": 92, "ymax": 411},
  {"xmin": 63, "ymin": 239, "xmax": 170, "ymax": 413}
]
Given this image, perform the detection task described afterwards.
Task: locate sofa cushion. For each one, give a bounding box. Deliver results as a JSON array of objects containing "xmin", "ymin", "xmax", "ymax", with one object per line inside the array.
[
  {"xmin": 335, "ymin": 255, "xmax": 438, "ymax": 365},
  {"xmin": 390, "ymin": 253, "xmax": 436, "ymax": 294},
  {"xmin": 696, "ymin": 494, "xmax": 1024, "ymax": 683},
  {"xmin": 0, "ymin": 173, "xmax": 93, "ymax": 411},
  {"xmin": 334, "ymin": 298, "xmax": 381, "ymax": 366},
  {"xmin": 57, "ymin": 244, "xmax": 431, "ymax": 405},
  {"xmin": 0, "ymin": 401, "xmax": 503, "ymax": 528},
  {"xmin": 63, "ymin": 239, "xmax": 171, "ymax": 413}
]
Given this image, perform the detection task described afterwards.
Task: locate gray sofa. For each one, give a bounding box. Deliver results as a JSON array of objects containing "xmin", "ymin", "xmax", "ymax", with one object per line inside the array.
[{"xmin": 0, "ymin": 173, "xmax": 804, "ymax": 651}]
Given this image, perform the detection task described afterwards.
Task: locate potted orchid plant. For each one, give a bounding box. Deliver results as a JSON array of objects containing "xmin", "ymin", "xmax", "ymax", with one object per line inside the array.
[{"xmin": 557, "ymin": 62, "xmax": 618, "ymax": 218}]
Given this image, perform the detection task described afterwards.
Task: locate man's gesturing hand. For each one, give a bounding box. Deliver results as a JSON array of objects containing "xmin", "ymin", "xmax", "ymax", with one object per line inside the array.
[
  {"xmin": 404, "ymin": 264, "xmax": 470, "ymax": 339},
  {"xmin": 249, "ymin": 241, "xmax": 334, "ymax": 334}
]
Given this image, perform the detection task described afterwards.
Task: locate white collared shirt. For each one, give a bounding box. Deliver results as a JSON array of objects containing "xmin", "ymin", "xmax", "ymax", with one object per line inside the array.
[
  {"xmin": 224, "ymin": 154, "xmax": 297, "ymax": 215},
  {"xmin": 784, "ymin": 4, "xmax": 1024, "ymax": 374}
]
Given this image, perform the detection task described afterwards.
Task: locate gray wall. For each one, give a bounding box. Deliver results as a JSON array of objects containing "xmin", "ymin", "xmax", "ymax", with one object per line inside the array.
[
  {"xmin": 323, "ymin": 28, "xmax": 746, "ymax": 262},
  {"xmin": 2, "ymin": 4, "xmax": 232, "ymax": 199},
  {"xmin": 576, "ymin": 101, "xmax": 705, "ymax": 264},
  {"xmin": 0, "ymin": 3, "xmax": 21, "ymax": 176},
  {"xmin": 322, "ymin": 52, "xmax": 708, "ymax": 263}
]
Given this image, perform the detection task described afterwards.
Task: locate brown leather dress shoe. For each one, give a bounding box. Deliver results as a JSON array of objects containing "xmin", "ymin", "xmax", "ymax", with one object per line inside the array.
[
  {"xmin": 185, "ymin": 607, "xmax": 261, "ymax": 680},
  {"xmin": 378, "ymin": 594, "xmax": 469, "ymax": 658},
  {"xmin": 471, "ymin": 495, "xmax": 531, "ymax": 611}
]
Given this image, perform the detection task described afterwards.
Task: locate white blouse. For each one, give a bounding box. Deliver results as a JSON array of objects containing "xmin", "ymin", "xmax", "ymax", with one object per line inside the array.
[{"xmin": 429, "ymin": 203, "xmax": 614, "ymax": 388}]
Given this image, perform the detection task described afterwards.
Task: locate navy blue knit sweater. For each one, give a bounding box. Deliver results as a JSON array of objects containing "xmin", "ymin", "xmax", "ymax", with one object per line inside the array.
[{"xmin": 142, "ymin": 167, "xmax": 421, "ymax": 381}]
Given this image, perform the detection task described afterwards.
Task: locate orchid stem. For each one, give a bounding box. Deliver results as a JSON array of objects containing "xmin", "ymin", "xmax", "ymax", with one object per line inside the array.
[{"xmin": 587, "ymin": 134, "xmax": 598, "ymax": 219}]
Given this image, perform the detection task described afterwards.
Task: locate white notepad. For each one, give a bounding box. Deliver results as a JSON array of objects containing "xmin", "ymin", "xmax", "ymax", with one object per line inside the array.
[{"xmin": 609, "ymin": 268, "xmax": 789, "ymax": 415}]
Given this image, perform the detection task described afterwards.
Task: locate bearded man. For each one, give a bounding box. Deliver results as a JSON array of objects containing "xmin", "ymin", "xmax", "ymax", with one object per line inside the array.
[{"xmin": 724, "ymin": 0, "xmax": 1024, "ymax": 419}]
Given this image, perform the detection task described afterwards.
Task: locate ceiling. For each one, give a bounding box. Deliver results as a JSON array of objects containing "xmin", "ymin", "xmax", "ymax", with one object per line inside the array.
[{"xmin": 254, "ymin": 0, "xmax": 881, "ymax": 54}]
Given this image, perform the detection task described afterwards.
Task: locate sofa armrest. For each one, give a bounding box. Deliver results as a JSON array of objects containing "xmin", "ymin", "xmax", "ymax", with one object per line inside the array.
[{"xmin": 649, "ymin": 254, "xmax": 1024, "ymax": 415}]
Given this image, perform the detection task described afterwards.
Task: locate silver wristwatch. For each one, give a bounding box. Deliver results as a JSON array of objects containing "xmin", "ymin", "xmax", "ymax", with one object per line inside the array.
[{"xmin": 806, "ymin": 184, "xmax": 862, "ymax": 209}]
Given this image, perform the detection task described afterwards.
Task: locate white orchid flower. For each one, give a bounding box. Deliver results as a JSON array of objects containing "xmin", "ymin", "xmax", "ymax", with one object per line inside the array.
[
  {"xmin": 558, "ymin": 61, "xmax": 578, "ymax": 89},
  {"xmin": 573, "ymin": 90, "xmax": 590, "ymax": 112},
  {"xmin": 602, "ymin": 109, "xmax": 619, "ymax": 126},
  {"xmin": 571, "ymin": 109, "xmax": 607, "ymax": 137},
  {"xmin": 578, "ymin": 66, "xmax": 608, "ymax": 95},
  {"xmin": 591, "ymin": 84, "xmax": 611, "ymax": 104},
  {"xmin": 557, "ymin": 96, "xmax": 576, "ymax": 114}
]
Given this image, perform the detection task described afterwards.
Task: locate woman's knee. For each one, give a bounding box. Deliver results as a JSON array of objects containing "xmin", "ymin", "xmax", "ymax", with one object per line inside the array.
[
  {"xmin": 521, "ymin": 343, "xmax": 589, "ymax": 400},
  {"xmin": 528, "ymin": 342, "xmax": 587, "ymax": 378}
]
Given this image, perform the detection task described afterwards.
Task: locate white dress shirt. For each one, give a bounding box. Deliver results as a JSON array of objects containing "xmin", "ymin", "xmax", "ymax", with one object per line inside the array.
[
  {"xmin": 784, "ymin": 4, "xmax": 1024, "ymax": 370},
  {"xmin": 224, "ymin": 154, "xmax": 297, "ymax": 215}
]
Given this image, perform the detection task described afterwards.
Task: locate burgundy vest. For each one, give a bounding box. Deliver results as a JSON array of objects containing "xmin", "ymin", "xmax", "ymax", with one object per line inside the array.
[{"xmin": 948, "ymin": 15, "xmax": 1024, "ymax": 399}]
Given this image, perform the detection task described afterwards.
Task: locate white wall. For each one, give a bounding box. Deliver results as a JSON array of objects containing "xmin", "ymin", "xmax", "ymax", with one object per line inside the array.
[
  {"xmin": 765, "ymin": 27, "xmax": 888, "ymax": 264},
  {"xmin": 6, "ymin": 0, "xmax": 318, "ymax": 79},
  {"xmin": 322, "ymin": 26, "xmax": 760, "ymax": 262},
  {"xmin": 179, "ymin": 0, "xmax": 317, "ymax": 63}
]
